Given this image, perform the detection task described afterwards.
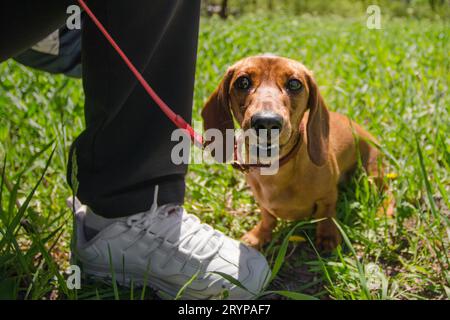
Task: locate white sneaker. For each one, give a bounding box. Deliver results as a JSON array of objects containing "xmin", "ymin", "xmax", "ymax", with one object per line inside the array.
[{"xmin": 68, "ymin": 187, "xmax": 271, "ymax": 300}]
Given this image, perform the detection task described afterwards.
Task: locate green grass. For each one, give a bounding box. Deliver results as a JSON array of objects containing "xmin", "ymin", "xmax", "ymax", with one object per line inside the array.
[{"xmin": 0, "ymin": 14, "xmax": 449, "ymax": 300}]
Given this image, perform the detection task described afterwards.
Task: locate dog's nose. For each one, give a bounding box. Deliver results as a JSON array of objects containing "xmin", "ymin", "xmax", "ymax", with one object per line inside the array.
[{"xmin": 251, "ymin": 112, "xmax": 283, "ymax": 132}]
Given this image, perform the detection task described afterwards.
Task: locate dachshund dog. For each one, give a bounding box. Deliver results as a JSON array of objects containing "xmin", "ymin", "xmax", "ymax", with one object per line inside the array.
[{"xmin": 202, "ymin": 55, "xmax": 393, "ymax": 251}]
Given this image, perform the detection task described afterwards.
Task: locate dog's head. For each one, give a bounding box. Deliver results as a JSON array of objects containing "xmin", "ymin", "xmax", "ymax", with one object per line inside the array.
[{"xmin": 202, "ymin": 55, "xmax": 330, "ymax": 166}]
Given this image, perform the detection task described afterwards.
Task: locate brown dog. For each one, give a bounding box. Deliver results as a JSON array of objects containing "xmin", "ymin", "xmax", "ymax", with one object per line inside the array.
[{"xmin": 202, "ymin": 55, "xmax": 391, "ymax": 251}]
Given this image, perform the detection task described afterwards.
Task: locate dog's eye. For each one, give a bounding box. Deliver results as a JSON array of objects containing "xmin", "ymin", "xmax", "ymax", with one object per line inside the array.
[
  {"xmin": 287, "ymin": 79, "xmax": 303, "ymax": 92},
  {"xmin": 235, "ymin": 76, "xmax": 251, "ymax": 90}
]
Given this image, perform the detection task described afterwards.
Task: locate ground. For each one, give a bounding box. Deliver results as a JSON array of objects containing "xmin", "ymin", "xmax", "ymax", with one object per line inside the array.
[{"xmin": 0, "ymin": 14, "xmax": 449, "ymax": 300}]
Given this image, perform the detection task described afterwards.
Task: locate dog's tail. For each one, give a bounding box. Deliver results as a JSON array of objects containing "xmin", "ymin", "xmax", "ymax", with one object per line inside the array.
[{"xmin": 358, "ymin": 131, "xmax": 396, "ymax": 217}]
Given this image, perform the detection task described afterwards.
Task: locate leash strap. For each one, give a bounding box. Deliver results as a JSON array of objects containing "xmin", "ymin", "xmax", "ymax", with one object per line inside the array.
[{"xmin": 77, "ymin": 0, "xmax": 203, "ymax": 147}]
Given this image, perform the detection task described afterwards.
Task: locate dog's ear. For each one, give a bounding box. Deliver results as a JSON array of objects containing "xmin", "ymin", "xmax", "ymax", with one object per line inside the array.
[
  {"xmin": 201, "ymin": 67, "xmax": 235, "ymax": 162},
  {"xmin": 305, "ymin": 72, "xmax": 330, "ymax": 166}
]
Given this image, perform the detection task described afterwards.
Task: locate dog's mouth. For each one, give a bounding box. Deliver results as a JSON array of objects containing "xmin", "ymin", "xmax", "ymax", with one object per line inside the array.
[
  {"xmin": 237, "ymin": 123, "xmax": 296, "ymax": 162},
  {"xmin": 249, "ymin": 142, "xmax": 279, "ymax": 158},
  {"xmin": 247, "ymin": 129, "xmax": 300, "ymax": 160},
  {"xmin": 243, "ymin": 128, "xmax": 279, "ymax": 159},
  {"xmin": 248, "ymin": 133, "xmax": 293, "ymax": 160}
]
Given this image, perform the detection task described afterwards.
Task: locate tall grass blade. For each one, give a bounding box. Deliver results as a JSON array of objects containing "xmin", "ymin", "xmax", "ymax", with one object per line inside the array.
[{"xmin": 175, "ymin": 270, "xmax": 200, "ymax": 300}]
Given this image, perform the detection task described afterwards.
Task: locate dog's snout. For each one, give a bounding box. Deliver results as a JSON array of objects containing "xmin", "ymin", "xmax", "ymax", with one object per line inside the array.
[{"xmin": 251, "ymin": 112, "xmax": 283, "ymax": 132}]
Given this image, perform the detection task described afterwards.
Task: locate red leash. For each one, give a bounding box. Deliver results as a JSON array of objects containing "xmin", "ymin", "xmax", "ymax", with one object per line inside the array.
[{"xmin": 77, "ymin": 0, "xmax": 203, "ymax": 147}]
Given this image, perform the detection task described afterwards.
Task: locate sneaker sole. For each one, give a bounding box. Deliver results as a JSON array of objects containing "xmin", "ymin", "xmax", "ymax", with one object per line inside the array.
[{"xmin": 78, "ymin": 263, "xmax": 255, "ymax": 300}]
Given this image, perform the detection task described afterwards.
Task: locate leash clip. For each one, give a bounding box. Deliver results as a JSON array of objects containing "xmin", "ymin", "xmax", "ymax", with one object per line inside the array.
[{"xmin": 231, "ymin": 161, "xmax": 250, "ymax": 173}]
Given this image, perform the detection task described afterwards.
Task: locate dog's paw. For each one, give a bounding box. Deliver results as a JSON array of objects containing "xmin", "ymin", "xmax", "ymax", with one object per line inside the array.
[
  {"xmin": 377, "ymin": 196, "xmax": 395, "ymax": 217},
  {"xmin": 241, "ymin": 228, "xmax": 271, "ymax": 250},
  {"xmin": 315, "ymin": 220, "xmax": 341, "ymax": 252}
]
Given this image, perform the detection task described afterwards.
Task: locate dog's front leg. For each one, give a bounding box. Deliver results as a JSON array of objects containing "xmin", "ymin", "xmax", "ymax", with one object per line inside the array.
[
  {"xmin": 314, "ymin": 194, "xmax": 342, "ymax": 252},
  {"xmin": 241, "ymin": 208, "xmax": 277, "ymax": 250}
]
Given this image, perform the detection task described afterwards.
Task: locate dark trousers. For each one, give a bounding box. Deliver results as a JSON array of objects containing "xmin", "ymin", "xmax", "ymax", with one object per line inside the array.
[{"xmin": 0, "ymin": 1, "xmax": 201, "ymax": 217}]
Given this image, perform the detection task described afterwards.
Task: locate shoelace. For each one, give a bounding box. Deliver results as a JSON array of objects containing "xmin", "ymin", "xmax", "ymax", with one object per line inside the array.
[{"xmin": 126, "ymin": 186, "xmax": 224, "ymax": 266}]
